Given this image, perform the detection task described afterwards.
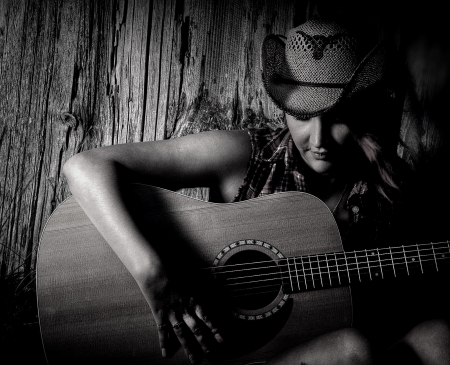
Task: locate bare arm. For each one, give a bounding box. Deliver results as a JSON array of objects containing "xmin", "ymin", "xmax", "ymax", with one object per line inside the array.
[
  {"xmin": 63, "ymin": 129, "xmax": 251, "ymax": 361},
  {"xmin": 63, "ymin": 130, "xmax": 250, "ymax": 271}
]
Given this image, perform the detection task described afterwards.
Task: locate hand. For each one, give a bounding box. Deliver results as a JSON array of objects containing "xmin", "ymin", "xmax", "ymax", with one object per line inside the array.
[{"xmin": 137, "ymin": 264, "xmax": 224, "ymax": 364}]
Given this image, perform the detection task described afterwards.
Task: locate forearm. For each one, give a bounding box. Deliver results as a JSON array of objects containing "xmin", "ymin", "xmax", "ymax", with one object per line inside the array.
[
  {"xmin": 63, "ymin": 152, "xmax": 161, "ymax": 281},
  {"xmin": 62, "ymin": 130, "xmax": 250, "ymax": 277}
]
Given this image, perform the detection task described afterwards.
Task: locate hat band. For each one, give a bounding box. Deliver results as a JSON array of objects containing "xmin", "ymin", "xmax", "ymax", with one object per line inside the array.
[{"xmin": 273, "ymin": 76, "xmax": 347, "ymax": 89}]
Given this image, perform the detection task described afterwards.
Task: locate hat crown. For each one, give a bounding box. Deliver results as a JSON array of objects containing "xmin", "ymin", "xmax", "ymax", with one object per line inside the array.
[
  {"xmin": 285, "ymin": 20, "xmax": 358, "ymax": 84},
  {"xmin": 260, "ymin": 19, "xmax": 390, "ymax": 120}
]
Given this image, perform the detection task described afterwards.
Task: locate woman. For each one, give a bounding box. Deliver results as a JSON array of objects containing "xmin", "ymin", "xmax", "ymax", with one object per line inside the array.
[{"xmin": 63, "ymin": 20, "xmax": 449, "ymax": 364}]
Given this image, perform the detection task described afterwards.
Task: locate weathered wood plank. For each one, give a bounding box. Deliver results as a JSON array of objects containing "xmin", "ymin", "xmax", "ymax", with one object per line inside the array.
[
  {"xmin": 107, "ymin": 0, "xmax": 151, "ymax": 143},
  {"xmin": 0, "ymin": 0, "xmax": 304, "ymax": 274},
  {"xmin": 0, "ymin": 0, "xmax": 59, "ymax": 274},
  {"xmin": 1, "ymin": 0, "xmax": 449, "ymax": 275},
  {"xmin": 172, "ymin": 0, "xmax": 299, "ymax": 138}
]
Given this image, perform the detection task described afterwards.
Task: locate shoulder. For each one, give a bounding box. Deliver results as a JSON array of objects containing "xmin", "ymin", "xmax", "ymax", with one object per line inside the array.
[
  {"xmin": 178, "ymin": 129, "xmax": 251, "ymax": 163},
  {"xmin": 244, "ymin": 127, "xmax": 290, "ymax": 160},
  {"xmin": 246, "ymin": 127, "xmax": 289, "ymax": 145}
]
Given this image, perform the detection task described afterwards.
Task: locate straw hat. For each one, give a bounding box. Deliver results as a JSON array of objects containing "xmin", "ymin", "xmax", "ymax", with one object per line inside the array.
[{"xmin": 261, "ymin": 20, "xmax": 392, "ymax": 120}]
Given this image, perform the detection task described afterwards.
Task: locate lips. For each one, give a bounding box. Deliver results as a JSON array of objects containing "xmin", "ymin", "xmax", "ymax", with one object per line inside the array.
[{"xmin": 310, "ymin": 150, "xmax": 329, "ymax": 160}]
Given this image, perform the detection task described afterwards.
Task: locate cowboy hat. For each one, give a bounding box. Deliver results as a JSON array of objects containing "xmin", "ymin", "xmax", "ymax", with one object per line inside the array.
[{"xmin": 261, "ymin": 20, "xmax": 393, "ymax": 120}]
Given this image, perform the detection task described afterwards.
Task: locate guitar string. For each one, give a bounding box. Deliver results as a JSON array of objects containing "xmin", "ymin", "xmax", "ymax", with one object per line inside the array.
[
  {"xmin": 227, "ymin": 268, "xmax": 443, "ymax": 299},
  {"xmin": 222, "ymin": 256, "xmax": 449, "ymax": 297},
  {"xmin": 211, "ymin": 255, "xmax": 450, "ymax": 290},
  {"xmin": 203, "ymin": 241, "xmax": 450, "ymax": 272},
  {"xmin": 212, "ymin": 254, "xmax": 449, "ymax": 291},
  {"xmin": 196, "ymin": 242, "xmax": 450, "ymax": 298},
  {"xmin": 206, "ymin": 252, "xmax": 449, "ymax": 286},
  {"xmin": 219, "ymin": 249, "xmax": 448, "ymax": 281},
  {"xmin": 222, "ymin": 254, "xmax": 448, "ymax": 286},
  {"xmin": 215, "ymin": 241, "xmax": 450, "ymax": 272},
  {"xmin": 204, "ymin": 241, "xmax": 450, "ymax": 274}
]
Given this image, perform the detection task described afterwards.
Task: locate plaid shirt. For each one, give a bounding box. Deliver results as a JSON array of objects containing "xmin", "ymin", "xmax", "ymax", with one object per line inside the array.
[
  {"xmin": 230, "ymin": 128, "xmax": 441, "ymax": 336},
  {"xmin": 232, "ymin": 127, "xmax": 398, "ymax": 249}
]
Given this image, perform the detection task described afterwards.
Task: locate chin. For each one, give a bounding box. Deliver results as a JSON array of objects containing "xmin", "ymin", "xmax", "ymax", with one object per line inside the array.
[{"xmin": 309, "ymin": 161, "xmax": 335, "ymax": 176}]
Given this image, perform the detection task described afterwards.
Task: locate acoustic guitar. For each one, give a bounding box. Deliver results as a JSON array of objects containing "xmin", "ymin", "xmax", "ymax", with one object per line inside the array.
[{"xmin": 37, "ymin": 184, "xmax": 449, "ymax": 364}]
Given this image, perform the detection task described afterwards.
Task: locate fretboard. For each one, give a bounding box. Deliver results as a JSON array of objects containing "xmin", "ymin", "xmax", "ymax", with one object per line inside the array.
[{"xmin": 281, "ymin": 241, "xmax": 450, "ymax": 294}]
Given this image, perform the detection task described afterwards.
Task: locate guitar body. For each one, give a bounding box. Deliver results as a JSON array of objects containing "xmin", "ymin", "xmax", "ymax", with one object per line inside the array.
[{"xmin": 37, "ymin": 184, "xmax": 352, "ymax": 364}]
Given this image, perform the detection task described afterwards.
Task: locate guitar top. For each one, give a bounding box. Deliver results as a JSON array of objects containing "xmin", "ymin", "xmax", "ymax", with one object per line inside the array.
[{"xmin": 37, "ymin": 184, "xmax": 450, "ymax": 364}]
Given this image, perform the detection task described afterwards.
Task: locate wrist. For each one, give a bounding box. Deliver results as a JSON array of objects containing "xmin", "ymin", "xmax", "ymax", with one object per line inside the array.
[{"xmin": 130, "ymin": 253, "xmax": 165, "ymax": 286}]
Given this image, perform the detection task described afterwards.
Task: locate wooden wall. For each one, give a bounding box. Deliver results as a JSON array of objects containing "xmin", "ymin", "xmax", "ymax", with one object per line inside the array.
[
  {"xmin": 1, "ymin": 0, "xmax": 449, "ymax": 276},
  {"xmin": 0, "ymin": 0, "xmax": 305, "ymax": 276}
]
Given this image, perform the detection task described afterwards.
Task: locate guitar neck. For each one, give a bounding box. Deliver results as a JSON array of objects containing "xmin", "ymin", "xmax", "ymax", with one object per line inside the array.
[{"xmin": 281, "ymin": 241, "xmax": 450, "ymax": 293}]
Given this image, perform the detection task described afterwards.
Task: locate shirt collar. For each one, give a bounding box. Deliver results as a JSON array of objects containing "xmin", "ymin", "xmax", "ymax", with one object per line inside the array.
[{"xmin": 259, "ymin": 128, "xmax": 293, "ymax": 162}]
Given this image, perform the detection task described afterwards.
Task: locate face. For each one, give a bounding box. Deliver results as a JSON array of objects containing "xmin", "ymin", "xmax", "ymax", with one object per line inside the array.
[{"xmin": 285, "ymin": 112, "xmax": 353, "ymax": 177}]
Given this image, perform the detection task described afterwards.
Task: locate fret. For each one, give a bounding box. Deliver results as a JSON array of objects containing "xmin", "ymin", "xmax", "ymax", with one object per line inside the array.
[
  {"xmin": 286, "ymin": 257, "xmax": 295, "ymax": 292},
  {"xmin": 365, "ymin": 248, "xmax": 383, "ymax": 279},
  {"xmin": 354, "ymin": 251, "xmax": 362, "ymax": 282},
  {"xmin": 284, "ymin": 241, "xmax": 450, "ymax": 295},
  {"xmin": 376, "ymin": 248, "xmax": 384, "ymax": 279},
  {"xmin": 344, "ymin": 251, "xmax": 360, "ymax": 282},
  {"xmin": 431, "ymin": 243, "xmax": 439, "ymax": 272},
  {"xmin": 376, "ymin": 247, "xmax": 396, "ymax": 280},
  {"xmin": 390, "ymin": 246, "xmax": 409, "ymax": 276},
  {"xmin": 276, "ymin": 241, "xmax": 450, "ymax": 297},
  {"xmin": 333, "ymin": 252, "xmax": 341, "ymax": 285},
  {"xmin": 416, "ymin": 244, "xmax": 424, "ymax": 274},
  {"xmin": 389, "ymin": 247, "xmax": 396, "ymax": 277},
  {"xmin": 308, "ymin": 255, "xmax": 316, "ymax": 289},
  {"xmin": 407, "ymin": 245, "xmax": 424, "ymax": 275},
  {"xmin": 292, "ymin": 257, "xmax": 301, "ymax": 292},
  {"xmin": 446, "ymin": 241, "xmax": 450, "ymax": 269},
  {"xmin": 343, "ymin": 251, "xmax": 351, "ymax": 284},
  {"xmin": 300, "ymin": 255, "xmax": 308, "ymax": 290},
  {"xmin": 419, "ymin": 243, "xmax": 437, "ymax": 272},
  {"xmin": 402, "ymin": 245, "xmax": 410, "ymax": 276},
  {"xmin": 434, "ymin": 241, "xmax": 450, "ymax": 271},
  {"xmin": 365, "ymin": 249, "xmax": 372, "ymax": 280},
  {"xmin": 325, "ymin": 253, "xmax": 332, "ymax": 286},
  {"xmin": 316, "ymin": 254, "xmax": 324, "ymax": 288},
  {"xmin": 279, "ymin": 258, "xmax": 290, "ymax": 292},
  {"xmin": 356, "ymin": 250, "xmax": 373, "ymax": 282}
]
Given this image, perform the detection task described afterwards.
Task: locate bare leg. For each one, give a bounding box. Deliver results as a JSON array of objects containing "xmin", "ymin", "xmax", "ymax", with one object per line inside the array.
[
  {"xmin": 265, "ymin": 328, "xmax": 375, "ymax": 365},
  {"xmin": 385, "ymin": 319, "xmax": 450, "ymax": 365}
]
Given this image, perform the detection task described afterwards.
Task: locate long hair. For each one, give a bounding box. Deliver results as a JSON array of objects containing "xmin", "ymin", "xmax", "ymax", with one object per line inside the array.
[{"xmin": 337, "ymin": 85, "xmax": 406, "ymax": 203}]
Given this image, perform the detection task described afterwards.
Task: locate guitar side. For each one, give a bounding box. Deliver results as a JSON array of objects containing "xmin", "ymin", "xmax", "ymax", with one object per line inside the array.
[{"xmin": 37, "ymin": 184, "xmax": 352, "ymax": 364}]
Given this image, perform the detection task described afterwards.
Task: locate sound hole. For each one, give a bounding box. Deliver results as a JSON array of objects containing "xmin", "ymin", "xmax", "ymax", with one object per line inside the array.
[{"xmin": 223, "ymin": 250, "xmax": 282, "ymax": 310}]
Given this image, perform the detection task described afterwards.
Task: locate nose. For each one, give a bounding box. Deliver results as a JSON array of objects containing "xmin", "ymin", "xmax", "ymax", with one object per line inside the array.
[{"xmin": 310, "ymin": 116, "xmax": 326, "ymax": 148}]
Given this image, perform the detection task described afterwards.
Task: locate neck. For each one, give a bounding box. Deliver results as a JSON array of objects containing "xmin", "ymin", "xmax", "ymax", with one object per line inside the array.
[
  {"xmin": 307, "ymin": 175, "xmax": 349, "ymax": 214},
  {"xmin": 281, "ymin": 241, "xmax": 450, "ymax": 294},
  {"xmin": 306, "ymin": 173, "xmax": 338, "ymax": 199}
]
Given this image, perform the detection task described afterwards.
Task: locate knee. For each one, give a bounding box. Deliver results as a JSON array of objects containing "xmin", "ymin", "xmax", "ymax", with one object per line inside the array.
[
  {"xmin": 334, "ymin": 328, "xmax": 375, "ymax": 365},
  {"xmin": 403, "ymin": 319, "xmax": 450, "ymax": 364},
  {"xmin": 405, "ymin": 318, "xmax": 450, "ymax": 344}
]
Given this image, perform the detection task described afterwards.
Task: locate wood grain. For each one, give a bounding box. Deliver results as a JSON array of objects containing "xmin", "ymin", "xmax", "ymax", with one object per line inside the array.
[
  {"xmin": 0, "ymin": 0, "xmax": 305, "ymax": 274},
  {"xmin": 1, "ymin": 0, "xmax": 449, "ymax": 284}
]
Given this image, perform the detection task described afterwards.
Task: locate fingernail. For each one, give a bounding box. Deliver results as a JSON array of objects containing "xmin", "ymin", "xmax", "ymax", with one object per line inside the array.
[
  {"xmin": 188, "ymin": 353, "xmax": 199, "ymax": 364},
  {"xmin": 161, "ymin": 348, "xmax": 167, "ymax": 357},
  {"xmin": 214, "ymin": 333, "xmax": 224, "ymax": 343}
]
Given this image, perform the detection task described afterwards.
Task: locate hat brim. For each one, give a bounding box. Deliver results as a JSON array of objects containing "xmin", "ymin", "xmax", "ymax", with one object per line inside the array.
[
  {"xmin": 261, "ymin": 33, "xmax": 390, "ymax": 119},
  {"xmin": 266, "ymin": 78, "xmax": 343, "ymax": 119}
]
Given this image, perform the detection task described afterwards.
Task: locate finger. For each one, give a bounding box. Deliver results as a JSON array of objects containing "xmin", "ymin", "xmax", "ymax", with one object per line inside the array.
[
  {"xmin": 183, "ymin": 311, "xmax": 211, "ymax": 355},
  {"xmin": 194, "ymin": 304, "xmax": 224, "ymax": 343},
  {"xmin": 169, "ymin": 310, "xmax": 201, "ymax": 364},
  {"xmin": 156, "ymin": 320, "xmax": 170, "ymax": 358}
]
